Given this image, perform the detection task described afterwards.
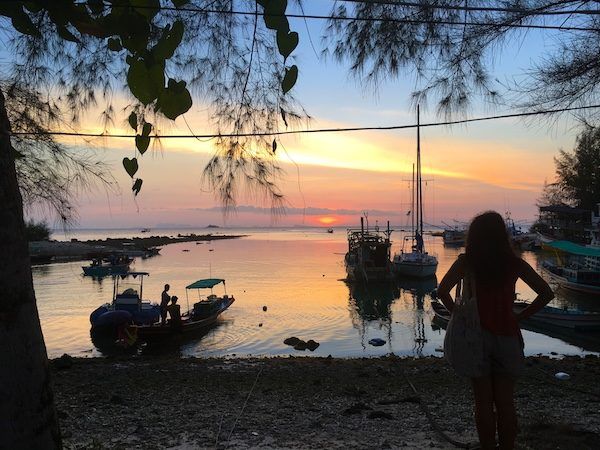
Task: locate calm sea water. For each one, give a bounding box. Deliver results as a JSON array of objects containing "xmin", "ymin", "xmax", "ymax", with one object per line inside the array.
[{"xmin": 33, "ymin": 227, "xmax": 600, "ymax": 358}]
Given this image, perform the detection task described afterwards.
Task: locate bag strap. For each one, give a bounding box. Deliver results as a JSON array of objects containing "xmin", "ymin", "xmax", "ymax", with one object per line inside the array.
[{"xmin": 454, "ymin": 278, "xmax": 462, "ymax": 299}]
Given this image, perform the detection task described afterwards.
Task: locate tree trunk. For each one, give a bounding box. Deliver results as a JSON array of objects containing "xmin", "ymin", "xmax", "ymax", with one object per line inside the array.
[{"xmin": 0, "ymin": 89, "xmax": 61, "ymax": 448}]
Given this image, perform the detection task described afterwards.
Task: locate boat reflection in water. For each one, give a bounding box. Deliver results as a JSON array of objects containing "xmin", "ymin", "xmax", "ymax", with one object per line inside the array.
[
  {"xmin": 397, "ymin": 277, "xmax": 437, "ymax": 356},
  {"xmin": 347, "ymin": 276, "xmax": 437, "ymax": 355}
]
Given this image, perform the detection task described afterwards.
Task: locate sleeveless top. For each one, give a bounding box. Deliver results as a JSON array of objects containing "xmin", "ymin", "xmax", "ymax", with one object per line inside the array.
[{"xmin": 471, "ymin": 258, "xmax": 520, "ymax": 336}]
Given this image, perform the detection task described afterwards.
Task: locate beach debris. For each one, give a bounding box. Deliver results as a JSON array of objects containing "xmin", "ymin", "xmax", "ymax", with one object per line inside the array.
[
  {"xmin": 251, "ymin": 432, "xmax": 259, "ymax": 436},
  {"xmin": 262, "ymin": 305, "xmax": 268, "ymax": 312},
  {"xmin": 258, "ymin": 323, "xmax": 263, "ymax": 327},
  {"xmin": 294, "ymin": 340, "xmax": 308, "ymax": 351},
  {"xmin": 209, "ymin": 249, "xmax": 214, "ymax": 252},
  {"xmin": 182, "ymin": 249, "xmax": 190, "ymax": 252},
  {"xmin": 53, "ymin": 353, "xmax": 74, "ymax": 370},
  {"xmin": 368, "ymin": 338, "xmax": 386, "ymax": 347},
  {"xmin": 306, "ymin": 339, "xmax": 320, "ymax": 351},
  {"xmin": 368, "ymin": 410, "xmax": 394, "ymax": 420},
  {"xmin": 284, "ymin": 337, "xmax": 301, "ymax": 346},
  {"xmin": 555, "ymin": 372, "xmax": 571, "ymax": 380},
  {"xmin": 283, "ymin": 336, "xmax": 320, "ymax": 351}
]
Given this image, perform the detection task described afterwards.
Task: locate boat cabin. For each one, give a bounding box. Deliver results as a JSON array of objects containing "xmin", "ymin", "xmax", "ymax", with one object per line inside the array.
[
  {"xmin": 113, "ymin": 272, "xmax": 152, "ymax": 313},
  {"xmin": 185, "ymin": 278, "xmax": 231, "ymax": 319}
]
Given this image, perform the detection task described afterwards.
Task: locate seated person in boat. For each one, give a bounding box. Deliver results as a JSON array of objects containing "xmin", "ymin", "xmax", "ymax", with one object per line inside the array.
[{"xmin": 167, "ymin": 296, "xmax": 182, "ymax": 329}]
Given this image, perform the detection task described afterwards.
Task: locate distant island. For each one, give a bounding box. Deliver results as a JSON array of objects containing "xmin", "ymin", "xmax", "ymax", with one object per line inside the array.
[
  {"xmin": 29, "ymin": 233, "xmax": 245, "ymax": 264},
  {"xmin": 206, "ymin": 224, "xmax": 220, "ymax": 228}
]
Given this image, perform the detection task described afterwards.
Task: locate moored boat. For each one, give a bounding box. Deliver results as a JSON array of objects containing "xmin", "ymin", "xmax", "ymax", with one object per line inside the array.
[
  {"xmin": 541, "ymin": 259, "xmax": 600, "ymax": 296},
  {"xmin": 345, "ymin": 217, "xmax": 393, "ymax": 282},
  {"xmin": 135, "ymin": 278, "xmax": 235, "ymax": 339},
  {"xmin": 442, "ymin": 227, "xmax": 466, "ymax": 246},
  {"xmin": 90, "ymin": 272, "xmax": 161, "ymax": 341},
  {"xmin": 82, "ymin": 255, "xmax": 132, "ymax": 277},
  {"xmin": 90, "ymin": 274, "xmax": 235, "ymax": 346},
  {"xmin": 431, "ymin": 299, "xmax": 600, "ymax": 331},
  {"xmin": 393, "ymin": 106, "xmax": 438, "ymax": 278}
]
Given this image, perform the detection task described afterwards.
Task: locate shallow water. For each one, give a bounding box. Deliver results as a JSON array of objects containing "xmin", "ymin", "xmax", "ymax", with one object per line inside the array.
[{"xmin": 34, "ymin": 227, "xmax": 600, "ymax": 358}]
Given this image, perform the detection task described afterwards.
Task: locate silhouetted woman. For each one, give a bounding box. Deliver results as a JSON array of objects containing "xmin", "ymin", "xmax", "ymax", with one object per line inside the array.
[{"xmin": 438, "ymin": 211, "xmax": 554, "ymax": 450}]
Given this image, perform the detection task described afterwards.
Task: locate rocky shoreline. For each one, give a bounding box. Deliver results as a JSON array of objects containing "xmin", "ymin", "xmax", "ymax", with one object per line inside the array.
[
  {"xmin": 29, "ymin": 233, "xmax": 245, "ymax": 263},
  {"xmin": 51, "ymin": 355, "xmax": 600, "ymax": 449}
]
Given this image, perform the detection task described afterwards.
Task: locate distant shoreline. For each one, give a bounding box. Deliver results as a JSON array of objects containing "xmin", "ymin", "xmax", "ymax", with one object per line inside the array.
[{"xmin": 29, "ymin": 233, "xmax": 246, "ymax": 264}]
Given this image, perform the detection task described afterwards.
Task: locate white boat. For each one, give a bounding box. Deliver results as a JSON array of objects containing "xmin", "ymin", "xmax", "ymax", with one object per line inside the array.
[{"xmin": 393, "ymin": 106, "xmax": 438, "ymax": 278}]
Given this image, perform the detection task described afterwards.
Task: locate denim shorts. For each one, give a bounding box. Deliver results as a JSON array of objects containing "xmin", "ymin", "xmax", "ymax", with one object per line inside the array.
[{"xmin": 480, "ymin": 329, "xmax": 525, "ymax": 378}]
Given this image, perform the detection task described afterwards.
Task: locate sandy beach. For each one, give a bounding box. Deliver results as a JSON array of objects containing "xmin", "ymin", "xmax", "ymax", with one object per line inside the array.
[{"xmin": 51, "ymin": 355, "xmax": 600, "ymax": 449}]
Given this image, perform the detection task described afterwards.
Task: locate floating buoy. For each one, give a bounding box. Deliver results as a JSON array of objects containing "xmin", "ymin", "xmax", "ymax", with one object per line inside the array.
[{"xmin": 368, "ymin": 338, "xmax": 386, "ymax": 347}]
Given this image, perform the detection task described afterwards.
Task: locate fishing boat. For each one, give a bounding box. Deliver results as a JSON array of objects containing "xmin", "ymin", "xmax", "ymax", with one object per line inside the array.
[
  {"xmin": 345, "ymin": 216, "xmax": 393, "ymax": 282},
  {"xmin": 431, "ymin": 299, "xmax": 600, "ymax": 331},
  {"xmin": 135, "ymin": 278, "xmax": 235, "ymax": 339},
  {"xmin": 90, "ymin": 272, "xmax": 161, "ymax": 334},
  {"xmin": 90, "ymin": 274, "xmax": 234, "ymax": 345},
  {"xmin": 441, "ymin": 222, "xmax": 467, "ymax": 246},
  {"xmin": 393, "ymin": 106, "xmax": 438, "ymax": 278},
  {"xmin": 541, "ymin": 259, "xmax": 600, "ymax": 296},
  {"xmin": 505, "ymin": 213, "xmax": 540, "ymax": 250},
  {"xmin": 82, "ymin": 255, "xmax": 133, "ymax": 277}
]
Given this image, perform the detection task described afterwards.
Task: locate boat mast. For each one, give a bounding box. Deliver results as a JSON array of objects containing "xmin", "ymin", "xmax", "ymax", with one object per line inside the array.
[
  {"xmin": 417, "ymin": 105, "xmax": 423, "ymax": 251},
  {"xmin": 411, "ymin": 163, "xmax": 415, "ymax": 249}
]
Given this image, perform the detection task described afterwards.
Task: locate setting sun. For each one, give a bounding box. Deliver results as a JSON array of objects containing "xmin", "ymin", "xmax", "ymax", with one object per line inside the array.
[{"xmin": 318, "ymin": 216, "xmax": 337, "ymax": 225}]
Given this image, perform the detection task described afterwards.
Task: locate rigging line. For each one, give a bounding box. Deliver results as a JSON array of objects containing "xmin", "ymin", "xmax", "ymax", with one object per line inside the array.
[
  {"xmin": 66, "ymin": 0, "xmax": 600, "ymax": 17},
  {"xmin": 42, "ymin": 1, "xmax": 600, "ymax": 32},
  {"xmin": 11, "ymin": 103, "xmax": 600, "ymax": 139},
  {"xmin": 108, "ymin": 6, "xmax": 600, "ymax": 32},
  {"xmin": 319, "ymin": 0, "xmax": 600, "ymax": 16}
]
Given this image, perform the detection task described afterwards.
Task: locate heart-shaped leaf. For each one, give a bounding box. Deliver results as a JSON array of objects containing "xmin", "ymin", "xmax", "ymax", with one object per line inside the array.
[
  {"xmin": 128, "ymin": 112, "xmax": 138, "ymax": 130},
  {"xmin": 11, "ymin": 11, "xmax": 41, "ymax": 37},
  {"xmin": 132, "ymin": 178, "xmax": 143, "ymax": 196},
  {"xmin": 123, "ymin": 157, "xmax": 139, "ymax": 178},
  {"xmin": 152, "ymin": 20, "xmax": 184, "ymax": 61},
  {"xmin": 135, "ymin": 135, "xmax": 150, "ymax": 154},
  {"xmin": 142, "ymin": 122, "xmax": 152, "ymax": 136},
  {"xmin": 127, "ymin": 58, "xmax": 165, "ymax": 105},
  {"xmin": 281, "ymin": 65, "xmax": 298, "ymax": 94},
  {"xmin": 264, "ymin": 14, "xmax": 289, "ymax": 32},
  {"xmin": 276, "ymin": 30, "xmax": 298, "ymax": 59},
  {"xmin": 156, "ymin": 79, "xmax": 192, "ymax": 120}
]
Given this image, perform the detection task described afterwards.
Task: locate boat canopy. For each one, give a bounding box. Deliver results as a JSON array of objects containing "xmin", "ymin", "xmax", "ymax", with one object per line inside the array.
[
  {"xmin": 546, "ymin": 241, "xmax": 600, "ymax": 257},
  {"xmin": 118, "ymin": 271, "xmax": 149, "ymax": 278},
  {"xmin": 186, "ymin": 278, "xmax": 225, "ymax": 289}
]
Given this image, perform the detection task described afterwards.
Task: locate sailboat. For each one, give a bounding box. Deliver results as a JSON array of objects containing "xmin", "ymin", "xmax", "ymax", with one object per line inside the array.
[{"xmin": 392, "ymin": 106, "xmax": 438, "ymax": 278}]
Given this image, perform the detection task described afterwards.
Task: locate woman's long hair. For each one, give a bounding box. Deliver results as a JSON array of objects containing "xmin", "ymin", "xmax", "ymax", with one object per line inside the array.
[{"xmin": 465, "ymin": 211, "xmax": 516, "ymax": 286}]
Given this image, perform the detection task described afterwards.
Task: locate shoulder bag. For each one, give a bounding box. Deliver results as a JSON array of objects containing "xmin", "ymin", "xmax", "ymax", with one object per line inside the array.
[{"xmin": 443, "ymin": 271, "xmax": 485, "ymax": 378}]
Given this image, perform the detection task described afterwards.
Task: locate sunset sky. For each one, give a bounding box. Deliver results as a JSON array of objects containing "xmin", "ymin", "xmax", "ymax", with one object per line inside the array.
[{"xmin": 18, "ymin": 10, "xmax": 582, "ymax": 229}]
